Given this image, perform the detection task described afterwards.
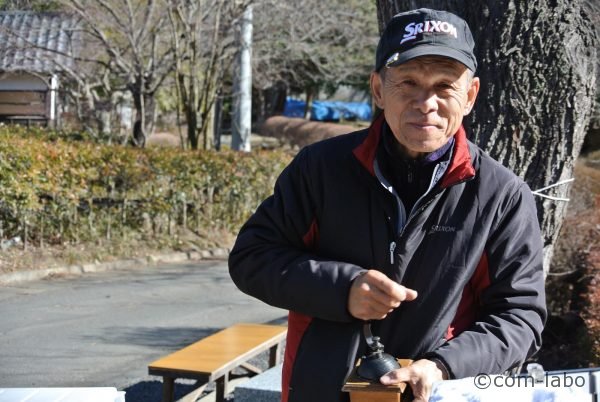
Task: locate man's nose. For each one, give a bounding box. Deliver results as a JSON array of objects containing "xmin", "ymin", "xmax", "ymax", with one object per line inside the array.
[{"xmin": 412, "ymin": 89, "xmax": 438, "ymax": 114}]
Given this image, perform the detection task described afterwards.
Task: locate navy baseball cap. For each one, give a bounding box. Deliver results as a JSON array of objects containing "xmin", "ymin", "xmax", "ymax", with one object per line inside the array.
[{"xmin": 375, "ymin": 8, "xmax": 477, "ymax": 72}]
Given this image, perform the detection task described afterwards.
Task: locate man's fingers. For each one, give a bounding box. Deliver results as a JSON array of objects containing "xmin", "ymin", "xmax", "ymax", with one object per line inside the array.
[
  {"xmin": 352, "ymin": 297, "xmax": 393, "ymax": 320},
  {"xmin": 380, "ymin": 368, "xmax": 411, "ymax": 385},
  {"xmin": 401, "ymin": 286, "xmax": 419, "ymax": 301},
  {"xmin": 378, "ymin": 279, "xmax": 418, "ymax": 302},
  {"xmin": 365, "ymin": 307, "xmax": 389, "ymax": 320},
  {"xmin": 367, "ymin": 270, "xmax": 418, "ymax": 302},
  {"xmin": 348, "ymin": 269, "xmax": 418, "ymax": 320},
  {"xmin": 359, "ymin": 281, "xmax": 402, "ymax": 308},
  {"xmin": 381, "ymin": 359, "xmax": 444, "ymax": 401}
]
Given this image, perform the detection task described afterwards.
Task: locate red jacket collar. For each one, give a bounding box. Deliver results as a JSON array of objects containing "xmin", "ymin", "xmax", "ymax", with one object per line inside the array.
[
  {"xmin": 440, "ymin": 125, "xmax": 476, "ymax": 188},
  {"xmin": 352, "ymin": 113, "xmax": 384, "ymax": 176},
  {"xmin": 352, "ymin": 114, "xmax": 475, "ymax": 188}
]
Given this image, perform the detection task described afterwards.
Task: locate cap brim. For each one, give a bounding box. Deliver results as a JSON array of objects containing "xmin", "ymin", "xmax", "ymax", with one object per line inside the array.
[{"xmin": 386, "ymin": 45, "xmax": 476, "ymax": 72}]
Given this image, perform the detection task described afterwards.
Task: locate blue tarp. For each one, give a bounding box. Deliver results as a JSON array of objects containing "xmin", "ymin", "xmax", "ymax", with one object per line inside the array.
[{"xmin": 283, "ymin": 97, "xmax": 372, "ymax": 122}]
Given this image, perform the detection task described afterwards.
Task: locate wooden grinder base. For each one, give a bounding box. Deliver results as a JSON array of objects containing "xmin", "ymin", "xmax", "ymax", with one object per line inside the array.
[{"xmin": 342, "ymin": 359, "xmax": 412, "ymax": 402}]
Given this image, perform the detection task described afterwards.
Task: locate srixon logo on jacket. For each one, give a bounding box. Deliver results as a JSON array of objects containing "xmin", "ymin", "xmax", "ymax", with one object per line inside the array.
[
  {"xmin": 400, "ymin": 20, "xmax": 458, "ymax": 44},
  {"xmin": 428, "ymin": 224, "xmax": 457, "ymax": 234}
]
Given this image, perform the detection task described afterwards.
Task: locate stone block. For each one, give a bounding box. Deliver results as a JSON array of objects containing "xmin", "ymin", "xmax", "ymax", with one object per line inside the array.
[{"xmin": 234, "ymin": 364, "xmax": 282, "ymax": 402}]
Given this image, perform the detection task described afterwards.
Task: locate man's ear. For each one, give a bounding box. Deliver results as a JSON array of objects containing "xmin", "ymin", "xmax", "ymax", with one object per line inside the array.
[
  {"xmin": 464, "ymin": 76, "xmax": 480, "ymax": 115},
  {"xmin": 370, "ymin": 71, "xmax": 385, "ymax": 110}
]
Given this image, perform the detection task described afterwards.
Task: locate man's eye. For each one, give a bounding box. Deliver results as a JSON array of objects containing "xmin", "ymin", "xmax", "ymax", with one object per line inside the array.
[
  {"xmin": 436, "ymin": 82, "xmax": 454, "ymax": 90},
  {"xmin": 401, "ymin": 80, "xmax": 416, "ymax": 86}
]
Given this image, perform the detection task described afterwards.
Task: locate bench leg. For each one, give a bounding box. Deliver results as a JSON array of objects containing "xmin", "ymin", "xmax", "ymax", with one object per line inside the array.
[
  {"xmin": 178, "ymin": 381, "xmax": 208, "ymax": 402},
  {"xmin": 162, "ymin": 376, "xmax": 175, "ymax": 402},
  {"xmin": 215, "ymin": 372, "xmax": 229, "ymax": 402},
  {"xmin": 269, "ymin": 343, "xmax": 281, "ymax": 367}
]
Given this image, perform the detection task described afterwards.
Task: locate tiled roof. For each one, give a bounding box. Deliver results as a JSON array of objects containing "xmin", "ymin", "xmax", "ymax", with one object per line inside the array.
[{"xmin": 0, "ymin": 12, "xmax": 79, "ymax": 73}]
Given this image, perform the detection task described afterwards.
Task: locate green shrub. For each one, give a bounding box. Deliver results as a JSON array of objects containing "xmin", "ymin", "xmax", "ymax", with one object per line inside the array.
[{"xmin": 0, "ymin": 126, "xmax": 292, "ymax": 248}]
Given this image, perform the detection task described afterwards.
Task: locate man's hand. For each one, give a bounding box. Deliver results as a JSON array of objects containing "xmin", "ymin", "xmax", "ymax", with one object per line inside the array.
[
  {"xmin": 380, "ymin": 359, "xmax": 446, "ymax": 402},
  {"xmin": 348, "ymin": 270, "xmax": 418, "ymax": 320}
]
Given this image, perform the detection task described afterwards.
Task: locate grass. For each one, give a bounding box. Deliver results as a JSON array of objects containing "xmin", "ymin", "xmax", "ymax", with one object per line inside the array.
[{"xmin": 0, "ymin": 226, "xmax": 235, "ymax": 274}]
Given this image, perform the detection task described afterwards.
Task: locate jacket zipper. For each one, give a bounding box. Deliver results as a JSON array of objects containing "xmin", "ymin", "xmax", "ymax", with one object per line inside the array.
[
  {"xmin": 389, "ymin": 241, "xmax": 396, "ymax": 264},
  {"xmin": 374, "ymin": 158, "xmax": 474, "ymax": 267},
  {"xmin": 374, "ymin": 160, "xmax": 404, "ymax": 269},
  {"xmin": 385, "ymin": 214, "xmax": 398, "ymax": 266},
  {"xmin": 400, "ymin": 176, "xmax": 475, "ymax": 238}
]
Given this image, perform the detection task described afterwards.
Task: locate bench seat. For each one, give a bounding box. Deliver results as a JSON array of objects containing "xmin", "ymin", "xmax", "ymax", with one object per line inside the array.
[{"xmin": 148, "ymin": 323, "xmax": 287, "ymax": 402}]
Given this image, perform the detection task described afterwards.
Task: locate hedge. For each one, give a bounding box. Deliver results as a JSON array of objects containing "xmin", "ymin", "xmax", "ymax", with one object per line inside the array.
[{"xmin": 0, "ymin": 126, "xmax": 292, "ymax": 248}]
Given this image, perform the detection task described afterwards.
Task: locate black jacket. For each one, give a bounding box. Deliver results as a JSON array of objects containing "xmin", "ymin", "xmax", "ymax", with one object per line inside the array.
[{"xmin": 229, "ymin": 115, "xmax": 547, "ymax": 402}]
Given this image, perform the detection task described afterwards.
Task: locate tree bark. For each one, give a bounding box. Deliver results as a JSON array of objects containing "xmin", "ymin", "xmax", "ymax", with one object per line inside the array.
[
  {"xmin": 213, "ymin": 90, "xmax": 223, "ymax": 150},
  {"xmin": 132, "ymin": 91, "xmax": 146, "ymax": 148},
  {"xmin": 376, "ymin": 0, "xmax": 598, "ymax": 273},
  {"xmin": 304, "ymin": 87, "xmax": 314, "ymax": 120},
  {"xmin": 187, "ymin": 100, "xmax": 199, "ymax": 149}
]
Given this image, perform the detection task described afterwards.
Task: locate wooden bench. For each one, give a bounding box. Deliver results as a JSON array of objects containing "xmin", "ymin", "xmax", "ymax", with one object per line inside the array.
[{"xmin": 148, "ymin": 323, "xmax": 287, "ymax": 402}]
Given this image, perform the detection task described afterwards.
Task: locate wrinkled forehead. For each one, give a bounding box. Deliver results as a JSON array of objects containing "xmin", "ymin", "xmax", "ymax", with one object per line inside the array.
[{"xmin": 395, "ymin": 55, "xmax": 467, "ymax": 74}]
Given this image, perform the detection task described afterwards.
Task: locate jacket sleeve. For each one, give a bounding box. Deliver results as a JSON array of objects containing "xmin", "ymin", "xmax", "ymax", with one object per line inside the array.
[
  {"xmin": 429, "ymin": 183, "xmax": 547, "ymax": 378},
  {"xmin": 228, "ymin": 147, "xmax": 366, "ymax": 323}
]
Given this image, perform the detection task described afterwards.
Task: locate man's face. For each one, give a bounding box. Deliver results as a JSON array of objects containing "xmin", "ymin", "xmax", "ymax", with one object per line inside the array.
[{"xmin": 370, "ymin": 56, "xmax": 480, "ymax": 159}]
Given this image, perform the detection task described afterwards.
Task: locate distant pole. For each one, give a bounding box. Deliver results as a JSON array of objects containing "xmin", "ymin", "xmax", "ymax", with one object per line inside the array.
[{"xmin": 231, "ymin": 5, "xmax": 253, "ymax": 152}]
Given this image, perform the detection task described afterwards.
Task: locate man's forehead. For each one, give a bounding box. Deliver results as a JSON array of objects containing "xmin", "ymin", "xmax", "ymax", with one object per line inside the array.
[{"xmin": 393, "ymin": 56, "xmax": 467, "ymax": 74}]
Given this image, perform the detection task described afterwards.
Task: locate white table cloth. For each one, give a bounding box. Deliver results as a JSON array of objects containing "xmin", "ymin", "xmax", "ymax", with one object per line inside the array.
[
  {"xmin": 430, "ymin": 375, "xmax": 593, "ymax": 402},
  {"xmin": 0, "ymin": 387, "xmax": 125, "ymax": 402}
]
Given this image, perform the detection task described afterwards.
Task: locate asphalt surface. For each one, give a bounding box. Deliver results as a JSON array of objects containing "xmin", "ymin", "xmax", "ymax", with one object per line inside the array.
[{"xmin": 0, "ymin": 260, "xmax": 287, "ymax": 401}]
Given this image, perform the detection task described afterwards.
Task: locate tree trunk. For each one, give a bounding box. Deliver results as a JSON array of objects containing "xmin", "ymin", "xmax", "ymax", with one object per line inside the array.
[
  {"xmin": 187, "ymin": 101, "xmax": 199, "ymax": 150},
  {"xmin": 376, "ymin": 0, "xmax": 598, "ymax": 273},
  {"xmin": 130, "ymin": 72, "xmax": 157, "ymax": 148},
  {"xmin": 214, "ymin": 90, "xmax": 223, "ymax": 151},
  {"xmin": 231, "ymin": 4, "xmax": 253, "ymax": 152},
  {"xmin": 132, "ymin": 91, "xmax": 147, "ymax": 148},
  {"xmin": 203, "ymin": 101, "xmax": 215, "ymax": 151},
  {"xmin": 262, "ymin": 83, "xmax": 288, "ymax": 118},
  {"xmin": 187, "ymin": 18, "xmax": 201, "ymax": 150},
  {"xmin": 304, "ymin": 88, "xmax": 314, "ymax": 120},
  {"xmin": 198, "ymin": 72, "xmax": 218, "ymax": 151}
]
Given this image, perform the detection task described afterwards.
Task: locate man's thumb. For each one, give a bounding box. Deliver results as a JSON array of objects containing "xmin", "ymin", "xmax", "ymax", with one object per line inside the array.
[
  {"xmin": 404, "ymin": 287, "xmax": 418, "ymax": 301},
  {"xmin": 380, "ymin": 368, "xmax": 410, "ymax": 385}
]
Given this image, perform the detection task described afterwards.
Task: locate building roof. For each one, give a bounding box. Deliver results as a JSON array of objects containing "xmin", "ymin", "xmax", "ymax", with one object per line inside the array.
[{"xmin": 0, "ymin": 12, "xmax": 79, "ymax": 74}]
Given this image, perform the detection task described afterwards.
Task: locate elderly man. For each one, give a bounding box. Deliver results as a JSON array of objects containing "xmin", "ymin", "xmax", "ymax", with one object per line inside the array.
[{"xmin": 229, "ymin": 8, "xmax": 546, "ymax": 402}]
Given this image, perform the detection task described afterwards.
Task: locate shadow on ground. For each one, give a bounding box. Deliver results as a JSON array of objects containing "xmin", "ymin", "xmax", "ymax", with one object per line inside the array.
[
  {"xmin": 84, "ymin": 326, "xmax": 220, "ymax": 350},
  {"xmin": 123, "ymin": 379, "xmax": 238, "ymax": 402},
  {"xmin": 266, "ymin": 316, "xmax": 288, "ymax": 326},
  {"xmin": 122, "ymin": 379, "xmax": 199, "ymax": 402}
]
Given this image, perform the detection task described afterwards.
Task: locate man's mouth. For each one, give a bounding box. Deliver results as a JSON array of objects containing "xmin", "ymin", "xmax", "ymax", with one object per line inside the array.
[{"xmin": 409, "ymin": 122, "xmax": 440, "ymax": 129}]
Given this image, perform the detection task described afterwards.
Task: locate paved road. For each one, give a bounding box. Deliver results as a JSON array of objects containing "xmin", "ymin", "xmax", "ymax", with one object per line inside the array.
[{"xmin": 0, "ymin": 260, "xmax": 287, "ymax": 401}]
